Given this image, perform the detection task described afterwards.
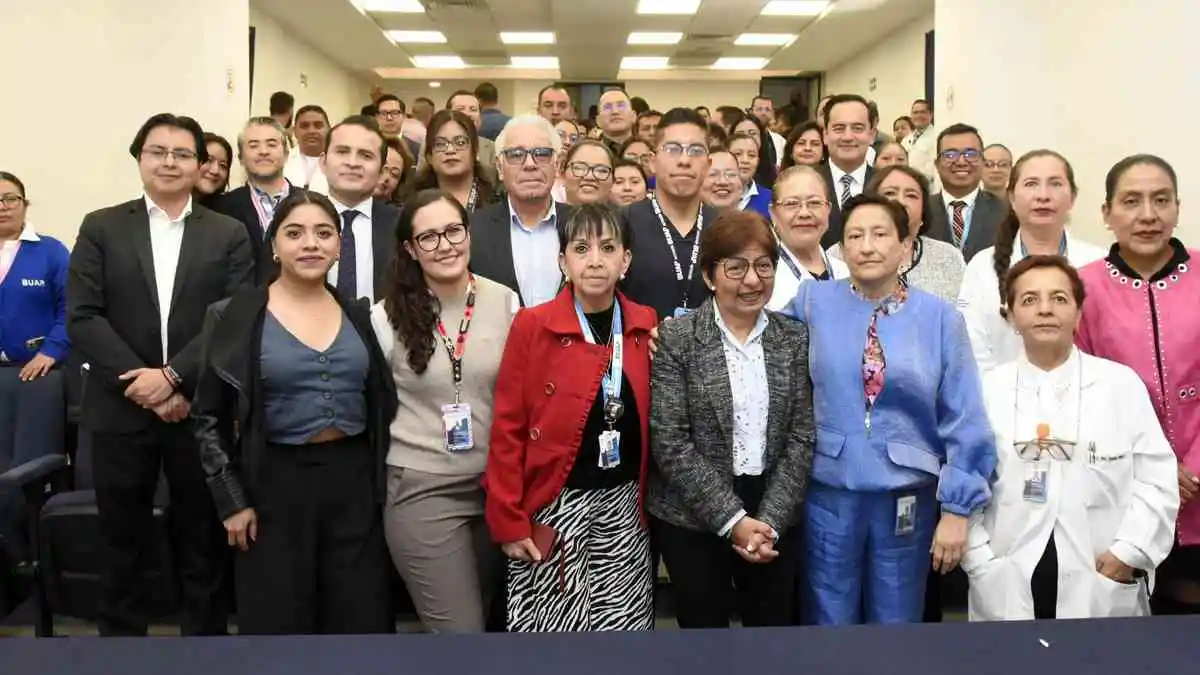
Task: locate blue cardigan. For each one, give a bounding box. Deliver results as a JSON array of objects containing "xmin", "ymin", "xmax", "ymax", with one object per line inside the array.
[
  {"xmin": 0, "ymin": 231, "xmax": 70, "ymax": 364},
  {"xmin": 780, "ymin": 279, "xmax": 996, "ymax": 516}
]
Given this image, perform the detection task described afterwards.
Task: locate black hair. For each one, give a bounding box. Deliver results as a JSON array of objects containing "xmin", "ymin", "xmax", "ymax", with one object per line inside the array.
[
  {"xmin": 1104, "ymin": 154, "xmax": 1178, "ymax": 206},
  {"xmin": 781, "ymin": 120, "xmax": 824, "ymax": 171},
  {"xmin": 613, "ymin": 158, "xmax": 648, "ymax": 184},
  {"xmin": 894, "ymin": 115, "xmax": 914, "ymax": 129},
  {"xmin": 324, "ymin": 114, "xmax": 387, "ymax": 160},
  {"xmin": 0, "ymin": 171, "xmax": 27, "ymax": 199},
  {"xmin": 445, "ymin": 89, "xmax": 477, "ymax": 109},
  {"xmin": 538, "ymin": 84, "xmax": 570, "ymax": 105},
  {"xmin": 865, "ymin": 164, "xmax": 932, "ymax": 235},
  {"xmin": 361, "ymin": 104, "xmax": 378, "ymax": 117},
  {"xmin": 1001, "ymin": 255, "xmax": 1087, "ymax": 321},
  {"xmin": 840, "ymin": 193, "xmax": 910, "ymax": 242},
  {"xmin": 637, "ymin": 110, "xmax": 663, "ymax": 124},
  {"xmin": 199, "ymin": 132, "xmax": 233, "ymax": 195},
  {"xmin": 706, "ymin": 123, "xmax": 729, "ymax": 148},
  {"xmin": 564, "ymin": 139, "xmax": 615, "ymax": 167},
  {"xmin": 912, "ymin": 98, "xmax": 933, "ymax": 113},
  {"xmin": 751, "ymin": 95, "xmax": 772, "ymax": 107},
  {"xmin": 730, "ymin": 114, "xmax": 778, "ymax": 188},
  {"xmin": 414, "ymin": 97, "xmax": 436, "ymax": 109},
  {"xmin": 822, "ymin": 94, "xmax": 878, "ymax": 129},
  {"xmin": 558, "ymin": 201, "xmax": 632, "ymax": 254},
  {"xmin": 936, "ymin": 123, "xmax": 984, "ymax": 153},
  {"xmin": 655, "ymin": 107, "xmax": 709, "ymax": 140},
  {"xmin": 295, "ymin": 104, "xmax": 330, "ymax": 123},
  {"xmin": 269, "ymin": 91, "xmax": 295, "ymax": 116},
  {"xmin": 630, "ymin": 96, "xmax": 650, "ymax": 115},
  {"xmin": 474, "ymin": 82, "xmax": 500, "ymax": 104},
  {"xmin": 715, "ymin": 105, "xmax": 744, "ymax": 130},
  {"xmin": 128, "ymin": 113, "xmax": 209, "ymax": 164},
  {"xmin": 384, "ymin": 189, "xmax": 472, "ymax": 374},
  {"xmin": 375, "ymin": 94, "xmax": 405, "ymax": 112},
  {"xmin": 409, "ymin": 110, "xmax": 494, "ymax": 205},
  {"xmin": 694, "ymin": 106, "xmax": 710, "ymax": 116},
  {"xmin": 263, "ymin": 190, "xmax": 341, "ymax": 284},
  {"xmin": 984, "ymin": 143, "xmax": 1011, "ymax": 155}
]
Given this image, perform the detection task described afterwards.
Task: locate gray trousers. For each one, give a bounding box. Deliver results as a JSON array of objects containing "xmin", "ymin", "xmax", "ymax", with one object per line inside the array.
[
  {"xmin": 383, "ymin": 465, "xmax": 496, "ymax": 633},
  {"xmin": 0, "ymin": 367, "xmax": 65, "ymax": 559}
]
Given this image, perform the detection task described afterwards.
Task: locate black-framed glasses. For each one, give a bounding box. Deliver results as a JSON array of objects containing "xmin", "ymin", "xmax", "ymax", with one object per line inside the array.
[
  {"xmin": 501, "ymin": 146, "xmax": 555, "ymax": 166},
  {"xmin": 1013, "ymin": 438, "xmax": 1076, "ymax": 462},
  {"xmin": 775, "ymin": 197, "xmax": 829, "ymax": 211},
  {"xmin": 624, "ymin": 152, "xmax": 654, "ymax": 164},
  {"xmin": 413, "ymin": 223, "xmax": 469, "ymax": 252},
  {"xmin": 377, "ymin": 110, "xmax": 405, "ymax": 120},
  {"xmin": 939, "ymin": 148, "xmax": 982, "ymax": 163},
  {"xmin": 558, "ymin": 130, "xmax": 580, "ymax": 144},
  {"xmin": 433, "ymin": 136, "xmax": 471, "ymax": 152},
  {"xmin": 567, "ymin": 162, "xmax": 612, "ymax": 181},
  {"xmin": 141, "ymin": 147, "xmax": 197, "ymax": 163},
  {"xmin": 659, "ymin": 142, "xmax": 709, "ymax": 158},
  {"xmin": 984, "ymin": 159, "xmax": 1012, "ymax": 169},
  {"xmin": 721, "ymin": 256, "xmax": 776, "ymax": 280}
]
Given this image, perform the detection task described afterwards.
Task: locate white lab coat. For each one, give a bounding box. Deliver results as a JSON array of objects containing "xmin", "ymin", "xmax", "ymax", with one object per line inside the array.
[
  {"xmin": 963, "ymin": 350, "xmax": 1179, "ymax": 621},
  {"xmin": 283, "ymin": 152, "xmax": 328, "ymax": 195},
  {"xmin": 766, "ymin": 247, "xmax": 849, "ymax": 311},
  {"xmin": 957, "ymin": 231, "xmax": 1105, "ymax": 376}
]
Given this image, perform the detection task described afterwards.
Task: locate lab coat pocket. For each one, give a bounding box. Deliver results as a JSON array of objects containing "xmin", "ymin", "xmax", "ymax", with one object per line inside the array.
[
  {"xmin": 1083, "ymin": 447, "xmax": 1133, "ymax": 508},
  {"xmin": 966, "ymin": 557, "xmax": 1012, "ymax": 622},
  {"xmin": 1090, "ymin": 571, "xmax": 1149, "ymax": 618}
]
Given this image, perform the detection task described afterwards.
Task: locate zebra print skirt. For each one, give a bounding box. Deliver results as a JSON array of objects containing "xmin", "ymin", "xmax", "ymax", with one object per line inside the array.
[{"xmin": 507, "ymin": 480, "xmax": 654, "ymax": 632}]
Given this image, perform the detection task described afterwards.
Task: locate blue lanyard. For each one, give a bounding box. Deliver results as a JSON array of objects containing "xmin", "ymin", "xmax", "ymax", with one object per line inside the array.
[
  {"xmin": 1019, "ymin": 233, "xmax": 1067, "ymax": 258},
  {"xmin": 780, "ymin": 247, "xmax": 832, "ymax": 282},
  {"xmin": 573, "ymin": 298, "xmax": 623, "ymax": 403}
]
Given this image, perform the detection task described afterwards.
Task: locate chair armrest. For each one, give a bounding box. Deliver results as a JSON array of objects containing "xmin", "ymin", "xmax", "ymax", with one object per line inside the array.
[{"xmin": 0, "ymin": 454, "xmax": 68, "ymax": 492}]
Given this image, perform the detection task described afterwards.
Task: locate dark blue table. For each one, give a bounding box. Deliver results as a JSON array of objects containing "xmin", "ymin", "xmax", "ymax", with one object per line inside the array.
[{"xmin": 1, "ymin": 617, "xmax": 1197, "ymax": 675}]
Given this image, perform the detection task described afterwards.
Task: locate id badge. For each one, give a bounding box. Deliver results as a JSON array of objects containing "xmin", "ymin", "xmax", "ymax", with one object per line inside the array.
[
  {"xmin": 895, "ymin": 495, "xmax": 916, "ymax": 536},
  {"xmin": 598, "ymin": 430, "xmax": 621, "ymax": 469},
  {"xmin": 441, "ymin": 403, "xmax": 474, "ymax": 453},
  {"xmin": 1023, "ymin": 461, "xmax": 1048, "ymax": 503},
  {"xmin": 672, "ymin": 306, "xmax": 694, "ymax": 319}
]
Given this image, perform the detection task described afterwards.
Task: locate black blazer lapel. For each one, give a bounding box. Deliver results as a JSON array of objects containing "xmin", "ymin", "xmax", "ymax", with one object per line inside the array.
[
  {"xmin": 490, "ymin": 206, "xmax": 521, "ymax": 297},
  {"xmin": 925, "ymin": 196, "xmax": 952, "ymax": 245},
  {"xmin": 371, "ymin": 200, "xmax": 400, "ymax": 300},
  {"xmin": 692, "ymin": 303, "xmax": 735, "ymax": 455},
  {"xmin": 964, "ymin": 192, "xmax": 1005, "ymax": 260},
  {"xmin": 129, "ymin": 202, "xmax": 160, "ymax": 317}
]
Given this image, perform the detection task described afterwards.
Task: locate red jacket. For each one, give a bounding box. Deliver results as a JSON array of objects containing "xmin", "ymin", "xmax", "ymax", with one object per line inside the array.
[{"xmin": 483, "ymin": 288, "xmax": 658, "ymax": 544}]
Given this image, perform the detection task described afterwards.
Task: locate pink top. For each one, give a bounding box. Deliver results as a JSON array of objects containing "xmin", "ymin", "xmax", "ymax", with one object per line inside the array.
[
  {"xmin": 1076, "ymin": 250, "xmax": 1200, "ymax": 545},
  {"xmin": 0, "ymin": 240, "xmax": 20, "ymax": 286}
]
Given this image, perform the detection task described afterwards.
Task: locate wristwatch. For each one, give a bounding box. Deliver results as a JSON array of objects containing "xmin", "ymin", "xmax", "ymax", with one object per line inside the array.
[{"xmin": 163, "ymin": 364, "xmax": 182, "ymax": 389}]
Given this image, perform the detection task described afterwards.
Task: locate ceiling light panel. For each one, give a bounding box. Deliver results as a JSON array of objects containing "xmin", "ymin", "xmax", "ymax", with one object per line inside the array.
[
  {"xmin": 636, "ymin": 0, "xmax": 701, "ymax": 15},
  {"xmin": 387, "ymin": 30, "xmax": 447, "ymax": 43},
  {"xmin": 734, "ymin": 33, "xmax": 797, "ymax": 46},
  {"xmin": 500, "ymin": 32, "xmax": 556, "ymax": 45},
  {"xmin": 628, "ymin": 32, "xmax": 684, "ymax": 45},
  {"xmin": 411, "ymin": 55, "xmax": 467, "ymax": 68},
  {"xmin": 358, "ymin": 0, "xmax": 425, "ymax": 13},
  {"xmin": 760, "ymin": 1, "xmax": 830, "ymax": 16},
  {"xmin": 620, "ymin": 56, "xmax": 672, "ymax": 70}
]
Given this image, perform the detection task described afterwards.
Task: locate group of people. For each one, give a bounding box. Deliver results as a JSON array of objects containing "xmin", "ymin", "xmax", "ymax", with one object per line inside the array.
[{"xmin": 1, "ymin": 81, "xmax": 1196, "ymax": 639}]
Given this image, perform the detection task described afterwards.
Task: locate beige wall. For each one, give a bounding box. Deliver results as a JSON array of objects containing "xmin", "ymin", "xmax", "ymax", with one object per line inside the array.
[
  {"xmin": 4, "ymin": 0, "xmax": 251, "ymax": 243},
  {"xmin": 823, "ymin": 12, "xmax": 934, "ymax": 134},
  {"xmin": 936, "ymin": 0, "xmax": 1196, "ymax": 242}
]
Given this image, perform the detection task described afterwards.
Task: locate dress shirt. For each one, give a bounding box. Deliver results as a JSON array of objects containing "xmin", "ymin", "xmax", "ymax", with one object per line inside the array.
[
  {"xmin": 903, "ymin": 126, "xmax": 939, "ymax": 188},
  {"xmin": 829, "ymin": 161, "xmax": 869, "ymax": 204},
  {"xmin": 145, "ymin": 195, "xmax": 191, "ymax": 362},
  {"xmin": 327, "ymin": 196, "xmax": 376, "ymax": 302},
  {"xmin": 283, "ymin": 153, "xmax": 324, "ymax": 191},
  {"xmin": 250, "ymin": 181, "xmax": 290, "ymax": 237},
  {"xmin": 508, "ymin": 198, "xmax": 560, "ymax": 307},
  {"xmin": 941, "ymin": 186, "xmax": 981, "ymax": 248},
  {"xmin": 737, "ymin": 181, "xmax": 760, "ymax": 212}
]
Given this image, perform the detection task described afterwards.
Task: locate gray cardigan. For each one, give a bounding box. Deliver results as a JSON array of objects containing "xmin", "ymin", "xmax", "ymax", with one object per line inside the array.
[{"xmin": 647, "ymin": 301, "xmax": 816, "ymax": 535}]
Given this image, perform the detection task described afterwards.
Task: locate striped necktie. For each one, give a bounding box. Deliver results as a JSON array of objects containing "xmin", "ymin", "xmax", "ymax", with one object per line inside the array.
[
  {"xmin": 839, "ymin": 174, "xmax": 854, "ymax": 207},
  {"xmin": 951, "ymin": 201, "xmax": 966, "ymax": 247}
]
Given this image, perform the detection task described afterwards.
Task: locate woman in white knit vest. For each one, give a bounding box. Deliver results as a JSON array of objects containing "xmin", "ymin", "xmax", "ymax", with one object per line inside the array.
[{"xmin": 370, "ymin": 188, "xmax": 518, "ymax": 633}]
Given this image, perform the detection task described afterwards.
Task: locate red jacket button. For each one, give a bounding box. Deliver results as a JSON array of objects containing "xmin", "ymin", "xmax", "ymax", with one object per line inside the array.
[
  {"xmin": 545, "ymin": 383, "xmax": 556, "ymax": 395},
  {"xmin": 529, "ymin": 428, "xmax": 541, "ymax": 441}
]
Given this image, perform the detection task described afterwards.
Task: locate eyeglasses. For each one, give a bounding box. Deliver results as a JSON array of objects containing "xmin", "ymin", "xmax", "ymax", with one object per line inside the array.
[
  {"xmin": 775, "ymin": 197, "xmax": 829, "ymax": 211},
  {"xmin": 377, "ymin": 110, "xmax": 405, "ymax": 120},
  {"xmin": 433, "ymin": 136, "xmax": 471, "ymax": 153},
  {"xmin": 659, "ymin": 142, "xmax": 709, "ymax": 158},
  {"xmin": 500, "ymin": 146, "xmax": 555, "ymax": 166},
  {"xmin": 141, "ymin": 147, "xmax": 198, "ymax": 163},
  {"xmin": 413, "ymin": 223, "xmax": 469, "ymax": 252},
  {"xmin": 939, "ymin": 149, "xmax": 982, "ymax": 163},
  {"xmin": 567, "ymin": 162, "xmax": 612, "ymax": 181},
  {"xmin": 558, "ymin": 130, "xmax": 580, "ymax": 143},
  {"xmin": 721, "ymin": 256, "xmax": 776, "ymax": 280},
  {"xmin": 1013, "ymin": 438, "xmax": 1076, "ymax": 462},
  {"xmin": 707, "ymin": 169, "xmax": 741, "ymax": 182},
  {"xmin": 984, "ymin": 160, "xmax": 1012, "ymax": 170},
  {"xmin": 601, "ymin": 101, "xmax": 629, "ymax": 113},
  {"xmin": 0, "ymin": 195, "xmax": 26, "ymax": 209}
]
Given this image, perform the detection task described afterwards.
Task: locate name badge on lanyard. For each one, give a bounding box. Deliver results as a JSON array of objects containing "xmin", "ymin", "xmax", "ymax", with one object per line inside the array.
[
  {"xmin": 439, "ymin": 276, "xmax": 478, "ymax": 453},
  {"xmin": 575, "ymin": 298, "xmax": 625, "ymax": 469},
  {"xmin": 649, "ymin": 194, "xmax": 703, "ymax": 318},
  {"xmin": 779, "ymin": 247, "xmax": 832, "ymax": 283}
]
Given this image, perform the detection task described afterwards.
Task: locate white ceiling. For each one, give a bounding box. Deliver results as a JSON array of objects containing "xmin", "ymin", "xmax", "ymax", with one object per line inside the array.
[{"xmin": 251, "ymin": 0, "xmax": 934, "ymax": 81}]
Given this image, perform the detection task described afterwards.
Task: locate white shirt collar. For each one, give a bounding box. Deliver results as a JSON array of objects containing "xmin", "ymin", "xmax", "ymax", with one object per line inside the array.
[
  {"xmin": 17, "ymin": 224, "xmax": 40, "ymax": 242},
  {"xmin": 330, "ymin": 195, "xmax": 374, "ymax": 218},
  {"xmin": 712, "ymin": 298, "xmax": 769, "ymax": 348},
  {"xmin": 738, "ymin": 181, "xmax": 760, "ymax": 211},
  {"xmin": 828, "ymin": 161, "xmax": 868, "ymax": 189},
  {"xmin": 941, "ymin": 186, "xmax": 980, "ymax": 211},
  {"xmin": 1016, "ymin": 346, "xmax": 1080, "ymax": 392},
  {"xmin": 144, "ymin": 194, "xmax": 193, "ymax": 222}
]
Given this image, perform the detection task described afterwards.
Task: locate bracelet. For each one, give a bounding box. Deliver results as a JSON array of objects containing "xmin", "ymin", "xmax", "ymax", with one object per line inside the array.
[{"xmin": 162, "ymin": 365, "xmax": 181, "ymax": 388}]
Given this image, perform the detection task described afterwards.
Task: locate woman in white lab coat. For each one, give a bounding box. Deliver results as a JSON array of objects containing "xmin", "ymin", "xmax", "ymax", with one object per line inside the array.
[{"xmin": 964, "ymin": 255, "xmax": 1179, "ymax": 621}]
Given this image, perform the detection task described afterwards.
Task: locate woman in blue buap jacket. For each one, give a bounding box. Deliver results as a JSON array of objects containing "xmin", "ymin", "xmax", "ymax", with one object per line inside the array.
[{"xmin": 780, "ymin": 193, "xmax": 997, "ymax": 625}]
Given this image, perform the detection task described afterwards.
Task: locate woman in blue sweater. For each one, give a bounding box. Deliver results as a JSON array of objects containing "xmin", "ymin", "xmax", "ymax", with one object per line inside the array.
[
  {"xmin": 0, "ymin": 172, "xmax": 70, "ymax": 379},
  {"xmin": 780, "ymin": 193, "xmax": 996, "ymax": 625}
]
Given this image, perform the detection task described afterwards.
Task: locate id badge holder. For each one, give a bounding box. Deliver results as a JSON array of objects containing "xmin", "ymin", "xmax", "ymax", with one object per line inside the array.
[
  {"xmin": 672, "ymin": 307, "xmax": 694, "ymax": 319},
  {"xmin": 1023, "ymin": 460, "xmax": 1048, "ymax": 503},
  {"xmin": 441, "ymin": 403, "xmax": 474, "ymax": 453},
  {"xmin": 598, "ymin": 430, "xmax": 621, "ymax": 469},
  {"xmin": 895, "ymin": 495, "xmax": 916, "ymax": 536}
]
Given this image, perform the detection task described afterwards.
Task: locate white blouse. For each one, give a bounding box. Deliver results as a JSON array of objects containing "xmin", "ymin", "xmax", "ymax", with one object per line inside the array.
[{"xmin": 713, "ymin": 301, "xmax": 769, "ymax": 476}]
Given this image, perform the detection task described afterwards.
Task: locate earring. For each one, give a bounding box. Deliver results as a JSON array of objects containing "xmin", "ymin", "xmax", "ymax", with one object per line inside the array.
[{"xmin": 272, "ymin": 254, "xmax": 280, "ymax": 263}]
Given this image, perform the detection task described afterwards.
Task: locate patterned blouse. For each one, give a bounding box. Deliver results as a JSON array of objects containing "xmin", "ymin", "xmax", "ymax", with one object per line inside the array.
[{"xmin": 713, "ymin": 301, "xmax": 770, "ymax": 476}]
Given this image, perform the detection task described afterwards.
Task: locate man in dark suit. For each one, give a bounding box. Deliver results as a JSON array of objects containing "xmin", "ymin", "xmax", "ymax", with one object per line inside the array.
[
  {"xmin": 66, "ymin": 113, "xmax": 254, "ymax": 636},
  {"xmin": 923, "ymin": 123, "xmax": 1007, "ymax": 264},
  {"xmin": 470, "ymin": 114, "xmax": 572, "ymax": 308},
  {"xmin": 319, "ymin": 115, "xmax": 400, "ymax": 302},
  {"xmin": 211, "ymin": 116, "xmax": 293, "ymax": 284},
  {"xmin": 818, "ymin": 94, "xmax": 877, "ymax": 248}
]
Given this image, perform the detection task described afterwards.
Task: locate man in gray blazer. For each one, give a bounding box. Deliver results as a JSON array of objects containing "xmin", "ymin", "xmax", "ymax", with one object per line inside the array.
[{"xmin": 923, "ymin": 123, "xmax": 1008, "ymax": 264}]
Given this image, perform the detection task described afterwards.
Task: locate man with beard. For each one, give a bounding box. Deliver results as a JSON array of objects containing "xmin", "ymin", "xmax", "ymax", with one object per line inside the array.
[{"xmin": 283, "ymin": 104, "xmax": 330, "ymax": 193}]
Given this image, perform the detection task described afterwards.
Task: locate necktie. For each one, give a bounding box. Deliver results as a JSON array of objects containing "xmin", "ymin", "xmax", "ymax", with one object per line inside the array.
[
  {"xmin": 337, "ymin": 209, "xmax": 359, "ymax": 300},
  {"xmin": 950, "ymin": 200, "xmax": 966, "ymax": 247},
  {"xmin": 839, "ymin": 174, "xmax": 854, "ymax": 207}
]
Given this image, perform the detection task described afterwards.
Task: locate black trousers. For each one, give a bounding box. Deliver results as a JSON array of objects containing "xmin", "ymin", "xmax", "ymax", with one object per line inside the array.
[
  {"xmin": 1152, "ymin": 542, "xmax": 1200, "ymax": 615},
  {"xmin": 1031, "ymin": 534, "xmax": 1058, "ymax": 620},
  {"xmin": 92, "ymin": 421, "xmax": 229, "ymax": 636},
  {"xmin": 235, "ymin": 434, "xmax": 392, "ymax": 635},
  {"xmin": 655, "ymin": 476, "xmax": 798, "ymax": 628}
]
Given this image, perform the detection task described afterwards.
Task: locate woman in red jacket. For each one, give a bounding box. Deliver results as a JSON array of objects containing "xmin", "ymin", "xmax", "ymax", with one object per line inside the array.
[{"xmin": 484, "ymin": 202, "xmax": 658, "ymax": 632}]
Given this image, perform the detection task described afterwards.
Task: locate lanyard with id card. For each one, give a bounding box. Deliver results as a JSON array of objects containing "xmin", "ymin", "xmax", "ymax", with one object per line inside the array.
[
  {"xmin": 439, "ymin": 276, "xmax": 477, "ymax": 453},
  {"xmin": 649, "ymin": 194, "xmax": 703, "ymax": 318},
  {"xmin": 575, "ymin": 298, "xmax": 624, "ymax": 470}
]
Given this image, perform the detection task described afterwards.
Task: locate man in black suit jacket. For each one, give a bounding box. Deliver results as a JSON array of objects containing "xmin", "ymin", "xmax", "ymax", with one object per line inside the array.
[
  {"xmin": 66, "ymin": 114, "xmax": 254, "ymax": 636},
  {"xmin": 818, "ymin": 94, "xmax": 878, "ymax": 249},
  {"xmin": 319, "ymin": 115, "xmax": 400, "ymax": 302},
  {"xmin": 922, "ymin": 123, "xmax": 1007, "ymax": 264}
]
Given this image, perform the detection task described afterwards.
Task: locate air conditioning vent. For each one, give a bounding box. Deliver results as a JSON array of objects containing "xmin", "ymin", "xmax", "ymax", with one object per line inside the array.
[{"xmin": 426, "ymin": 0, "xmax": 488, "ymax": 9}]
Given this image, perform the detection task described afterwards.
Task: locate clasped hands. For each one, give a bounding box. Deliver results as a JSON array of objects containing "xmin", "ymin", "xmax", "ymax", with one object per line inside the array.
[
  {"xmin": 119, "ymin": 367, "xmax": 189, "ymax": 423},
  {"xmin": 730, "ymin": 516, "xmax": 779, "ymax": 564}
]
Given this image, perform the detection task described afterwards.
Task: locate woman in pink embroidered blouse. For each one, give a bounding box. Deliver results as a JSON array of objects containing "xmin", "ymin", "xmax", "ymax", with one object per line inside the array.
[{"xmin": 1075, "ymin": 154, "xmax": 1200, "ymax": 615}]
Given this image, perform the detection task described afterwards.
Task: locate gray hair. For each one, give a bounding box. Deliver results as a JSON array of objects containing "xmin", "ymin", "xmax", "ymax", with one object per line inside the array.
[
  {"xmin": 494, "ymin": 114, "xmax": 562, "ymax": 157},
  {"xmin": 236, "ymin": 116, "xmax": 289, "ymax": 155}
]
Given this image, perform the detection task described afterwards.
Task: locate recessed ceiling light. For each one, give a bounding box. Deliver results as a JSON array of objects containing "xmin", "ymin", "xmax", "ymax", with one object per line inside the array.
[
  {"xmin": 510, "ymin": 56, "xmax": 560, "ymax": 69},
  {"xmin": 358, "ymin": 0, "xmax": 425, "ymax": 13},
  {"xmin": 429, "ymin": 81, "xmax": 442, "ymax": 88},
  {"xmin": 386, "ymin": 30, "xmax": 446, "ymax": 43},
  {"xmin": 760, "ymin": 1, "xmax": 830, "ymax": 16},
  {"xmin": 712, "ymin": 57, "xmax": 768, "ymax": 70},
  {"xmin": 636, "ymin": 0, "xmax": 701, "ymax": 15},
  {"xmin": 734, "ymin": 33, "xmax": 797, "ymax": 46},
  {"xmin": 620, "ymin": 56, "xmax": 671, "ymax": 70},
  {"xmin": 499, "ymin": 32, "xmax": 556, "ymax": 45},
  {"xmin": 410, "ymin": 55, "xmax": 467, "ymax": 68},
  {"xmin": 627, "ymin": 32, "xmax": 684, "ymax": 45}
]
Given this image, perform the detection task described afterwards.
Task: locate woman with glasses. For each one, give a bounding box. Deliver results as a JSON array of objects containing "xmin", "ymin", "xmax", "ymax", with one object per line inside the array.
[
  {"xmin": 702, "ymin": 148, "xmax": 744, "ymax": 214},
  {"xmin": 650, "ymin": 210, "xmax": 815, "ymax": 628},
  {"xmin": 729, "ymin": 133, "xmax": 773, "ymax": 219},
  {"xmin": 195, "ymin": 132, "xmax": 232, "ymax": 208},
  {"xmin": 766, "ymin": 166, "xmax": 850, "ymax": 310},
  {"xmin": 485, "ymin": 203, "xmax": 658, "ymax": 632},
  {"xmin": 964, "ymin": 255, "xmax": 1178, "ymax": 621},
  {"xmin": 780, "ymin": 194, "xmax": 996, "ymax": 625},
  {"xmin": 981, "ymin": 144, "xmax": 1013, "ymax": 200},
  {"xmin": 370, "ymin": 189, "xmax": 518, "ymax": 633},
  {"xmin": 408, "ymin": 110, "xmax": 494, "ymax": 212},
  {"xmin": 555, "ymin": 120, "xmax": 582, "ymax": 158},
  {"xmin": 560, "ymin": 140, "xmax": 615, "ymax": 206},
  {"xmin": 610, "ymin": 159, "xmax": 648, "ymax": 207},
  {"xmin": 781, "ymin": 122, "xmax": 824, "ymax": 171}
]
